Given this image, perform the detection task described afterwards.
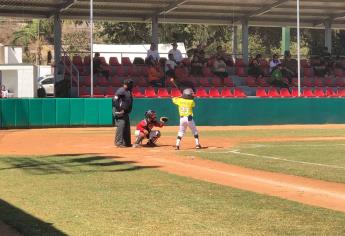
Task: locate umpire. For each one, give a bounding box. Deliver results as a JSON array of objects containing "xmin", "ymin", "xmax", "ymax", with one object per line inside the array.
[{"xmin": 113, "ymin": 79, "xmax": 134, "ymax": 147}]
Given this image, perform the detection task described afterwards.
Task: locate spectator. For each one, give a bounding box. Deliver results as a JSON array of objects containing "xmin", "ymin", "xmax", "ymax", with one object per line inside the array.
[
  {"xmin": 1, "ymin": 85, "xmax": 8, "ymax": 98},
  {"xmin": 165, "ymin": 53, "xmax": 177, "ymax": 78},
  {"xmin": 93, "ymin": 52, "xmax": 109, "ymax": 79},
  {"xmin": 281, "ymin": 51, "xmax": 297, "ymax": 83},
  {"xmin": 147, "ymin": 42, "xmax": 160, "ymax": 62},
  {"xmin": 213, "ymin": 55, "xmax": 228, "ymax": 81},
  {"xmin": 269, "ymin": 54, "xmax": 281, "ymax": 73},
  {"xmin": 193, "ymin": 44, "xmax": 205, "ymax": 58},
  {"xmin": 190, "ymin": 55, "xmax": 204, "ymax": 76},
  {"xmin": 168, "ymin": 42, "xmax": 183, "ymax": 63},
  {"xmin": 47, "ymin": 51, "xmax": 52, "ymax": 65},
  {"xmin": 214, "ymin": 46, "xmax": 233, "ymax": 66},
  {"xmin": 248, "ymin": 54, "xmax": 264, "ymax": 79},
  {"xmin": 147, "ymin": 59, "xmax": 165, "ymax": 87}
]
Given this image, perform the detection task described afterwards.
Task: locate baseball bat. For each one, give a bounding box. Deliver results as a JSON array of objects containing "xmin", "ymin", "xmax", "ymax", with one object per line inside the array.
[{"xmin": 169, "ymin": 78, "xmax": 179, "ymax": 89}]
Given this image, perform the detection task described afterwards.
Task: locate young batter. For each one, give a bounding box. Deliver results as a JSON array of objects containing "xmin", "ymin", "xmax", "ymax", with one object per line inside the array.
[{"xmin": 172, "ymin": 88, "xmax": 201, "ymax": 150}]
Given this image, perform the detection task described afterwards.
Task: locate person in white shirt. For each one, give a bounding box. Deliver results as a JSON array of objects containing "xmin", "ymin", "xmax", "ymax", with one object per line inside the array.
[
  {"xmin": 1, "ymin": 85, "xmax": 8, "ymax": 98},
  {"xmin": 269, "ymin": 54, "xmax": 281, "ymax": 73},
  {"xmin": 147, "ymin": 42, "xmax": 160, "ymax": 62},
  {"xmin": 168, "ymin": 42, "xmax": 183, "ymax": 63},
  {"xmin": 165, "ymin": 53, "xmax": 177, "ymax": 78}
]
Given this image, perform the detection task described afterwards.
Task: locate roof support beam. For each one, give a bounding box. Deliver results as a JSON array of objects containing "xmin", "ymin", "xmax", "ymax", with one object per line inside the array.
[
  {"xmin": 49, "ymin": 0, "xmax": 77, "ymax": 17},
  {"xmin": 313, "ymin": 11, "xmax": 345, "ymax": 27},
  {"xmin": 158, "ymin": 0, "xmax": 189, "ymax": 15}
]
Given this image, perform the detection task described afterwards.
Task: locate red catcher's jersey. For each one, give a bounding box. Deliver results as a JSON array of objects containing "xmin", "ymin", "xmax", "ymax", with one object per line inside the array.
[{"xmin": 136, "ymin": 119, "xmax": 163, "ymax": 133}]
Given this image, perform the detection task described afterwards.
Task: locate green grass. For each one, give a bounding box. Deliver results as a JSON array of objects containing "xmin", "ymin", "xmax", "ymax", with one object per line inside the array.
[{"xmin": 0, "ymin": 155, "xmax": 345, "ymax": 235}]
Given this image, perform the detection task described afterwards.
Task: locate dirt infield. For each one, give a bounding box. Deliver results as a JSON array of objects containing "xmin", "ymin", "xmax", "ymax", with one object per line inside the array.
[{"xmin": 1, "ymin": 125, "xmax": 345, "ymax": 214}]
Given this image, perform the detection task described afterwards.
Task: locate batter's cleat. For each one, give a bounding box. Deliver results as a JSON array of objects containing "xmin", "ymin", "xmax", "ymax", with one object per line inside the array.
[
  {"xmin": 146, "ymin": 141, "xmax": 158, "ymax": 147},
  {"xmin": 195, "ymin": 145, "xmax": 202, "ymax": 149},
  {"xmin": 132, "ymin": 144, "xmax": 141, "ymax": 148},
  {"xmin": 175, "ymin": 145, "xmax": 180, "ymax": 150}
]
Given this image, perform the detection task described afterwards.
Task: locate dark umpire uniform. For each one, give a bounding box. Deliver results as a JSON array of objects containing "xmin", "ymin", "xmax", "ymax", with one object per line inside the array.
[{"xmin": 113, "ymin": 79, "xmax": 134, "ymax": 147}]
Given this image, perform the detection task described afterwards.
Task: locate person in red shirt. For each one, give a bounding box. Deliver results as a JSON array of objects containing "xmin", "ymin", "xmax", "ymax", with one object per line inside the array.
[{"xmin": 133, "ymin": 110, "xmax": 166, "ymax": 147}]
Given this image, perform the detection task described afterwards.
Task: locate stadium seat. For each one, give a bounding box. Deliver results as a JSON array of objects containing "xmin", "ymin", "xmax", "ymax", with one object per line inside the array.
[
  {"xmin": 175, "ymin": 67, "xmax": 189, "ymax": 81},
  {"xmin": 257, "ymin": 77, "xmax": 269, "ymax": 87},
  {"xmin": 235, "ymin": 67, "xmax": 247, "ymax": 77},
  {"xmin": 199, "ymin": 77, "xmax": 211, "ymax": 87},
  {"xmin": 280, "ymin": 88, "xmax": 292, "ymax": 98},
  {"xmin": 314, "ymin": 88, "xmax": 325, "ymax": 97},
  {"xmin": 181, "ymin": 58, "xmax": 191, "ymax": 66},
  {"xmin": 132, "ymin": 87, "xmax": 145, "ymax": 98},
  {"xmin": 61, "ymin": 56, "xmax": 71, "ymax": 65},
  {"xmin": 301, "ymin": 59, "xmax": 310, "ymax": 68},
  {"xmin": 195, "ymin": 88, "xmax": 209, "ymax": 98},
  {"xmin": 326, "ymin": 88, "xmax": 337, "ymax": 97},
  {"xmin": 224, "ymin": 77, "xmax": 234, "ymax": 87},
  {"xmin": 93, "ymin": 87, "xmax": 105, "ymax": 98},
  {"xmin": 145, "ymin": 87, "xmax": 157, "ymax": 98},
  {"xmin": 245, "ymin": 77, "xmax": 257, "ymax": 87},
  {"xmin": 110, "ymin": 76, "xmax": 122, "ymax": 87},
  {"xmin": 335, "ymin": 68, "xmax": 344, "ymax": 78},
  {"xmin": 80, "ymin": 76, "xmax": 91, "ymax": 87},
  {"xmin": 256, "ymin": 88, "xmax": 268, "ymax": 97},
  {"xmin": 114, "ymin": 66, "xmax": 125, "ymax": 76},
  {"xmin": 303, "ymin": 67, "xmax": 313, "ymax": 78},
  {"xmin": 171, "ymin": 88, "xmax": 182, "ymax": 97},
  {"xmin": 291, "ymin": 87, "xmax": 300, "ymax": 97},
  {"xmin": 220, "ymin": 88, "xmax": 233, "ymax": 98},
  {"xmin": 202, "ymin": 67, "xmax": 213, "ymax": 77},
  {"xmin": 235, "ymin": 58, "xmax": 245, "ymax": 67},
  {"xmin": 267, "ymin": 87, "xmax": 280, "ymax": 97},
  {"xmin": 79, "ymin": 87, "xmax": 90, "ymax": 98},
  {"xmin": 83, "ymin": 56, "xmax": 91, "ymax": 65},
  {"xmin": 335, "ymin": 78, "xmax": 345, "ymax": 87},
  {"xmin": 325, "ymin": 78, "xmax": 335, "ymax": 87},
  {"xmin": 99, "ymin": 57, "xmax": 108, "ymax": 65},
  {"xmin": 337, "ymin": 88, "xmax": 345, "ymax": 97},
  {"xmin": 209, "ymin": 88, "xmax": 221, "ymax": 98},
  {"xmin": 314, "ymin": 78, "xmax": 324, "ymax": 87},
  {"xmin": 72, "ymin": 55, "xmax": 83, "ymax": 66},
  {"xmin": 157, "ymin": 88, "xmax": 170, "ymax": 98},
  {"xmin": 105, "ymin": 87, "xmax": 115, "ymax": 97},
  {"xmin": 121, "ymin": 57, "xmax": 132, "ymax": 66},
  {"xmin": 96, "ymin": 76, "xmax": 109, "ymax": 87},
  {"xmin": 210, "ymin": 77, "xmax": 223, "ymax": 87},
  {"xmin": 302, "ymin": 78, "xmax": 314, "ymax": 87},
  {"xmin": 302, "ymin": 88, "xmax": 315, "ymax": 97},
  {"xmin": 234, "ymin": 88, "xmax": 247, "ymax": 98},
  {"xmin": 109, "ymin": 57, "xmax": 120, "ymax": 66}
]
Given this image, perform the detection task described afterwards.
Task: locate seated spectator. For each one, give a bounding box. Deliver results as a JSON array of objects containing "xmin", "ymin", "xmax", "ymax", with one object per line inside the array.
[
  {"xmin": 1, "ymin": 85, "xmax": 8, "ymax": 98},
  {"xmin": 269, "ymin": 54, "xmax": 281, "ymax": 73},
  {"xmin": 314, "ymin": 57, "xmax": 328, "ymax": 77},
  {"xmin": 193, "ymin": 44, "xmax": 205, "ymax": 58},
  {"xmin": 190, "ymin": 55, "xmax": 204, "ymax": 76},
  {"xmin": 165, "ymin": 53, "xmax": 177, "ymax": 78},
  {"xmin": 269, "ymin": 64, "xmax": 289, "ymax": 88},
  {"xmin": 281, "ymin": 51, "xmax": 297, "ymax": 83},
  {"xmin": 214, "ymin": 46, "xmax": 233, "ymax": 66},
  {"xmin": 213, "ymin": 55, "xmax": 228, "ymax": 81},
  {"xmin": 147, "ymin": 42, "xmax": 160, "ymax": 62},
  {"xmin": 168, "ymin": 42, "xmax": 183, "ymax": 63},
  {"xmin": 147, "ymin": 59, "xmax": 164, "ymax": 87},
  {"xmin": 93, "ymin": 52, "xmax": 109, "ymax": 79},
  {"xmin": 248, "ymin": 54, "xmax": 264, "ymax": 79}
]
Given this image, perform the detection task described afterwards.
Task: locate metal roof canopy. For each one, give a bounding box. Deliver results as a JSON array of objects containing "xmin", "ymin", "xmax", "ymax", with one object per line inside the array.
[{"xmin": 0, "ymin": 0, "xmax": 344, "ymax": 28}]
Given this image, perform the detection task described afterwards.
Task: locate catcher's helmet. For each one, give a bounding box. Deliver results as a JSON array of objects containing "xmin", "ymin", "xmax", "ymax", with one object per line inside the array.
[
  {"xmin": 145, "ymin": 110, "xmax": 157, "ymax": 121},
  {"xmin": 182, "ymin": 88, "xmax": 194, "ymax": 99}
]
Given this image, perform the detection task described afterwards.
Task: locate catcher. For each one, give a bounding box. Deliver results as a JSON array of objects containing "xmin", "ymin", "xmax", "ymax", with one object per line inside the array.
[{"xmin": 133, "ymin": 110, "xmax": 168, "ymax": 148}]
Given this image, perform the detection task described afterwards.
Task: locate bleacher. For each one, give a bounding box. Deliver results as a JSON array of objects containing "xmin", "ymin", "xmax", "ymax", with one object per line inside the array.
[{"xmin": 63, "ymin": 55, "xmax": 345, "ymax": 98}]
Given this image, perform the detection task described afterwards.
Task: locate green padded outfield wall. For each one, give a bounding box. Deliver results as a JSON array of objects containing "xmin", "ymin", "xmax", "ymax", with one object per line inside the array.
[{"xmin": 1, "ymin": 98, "xmax": 345, "ymax": 128}]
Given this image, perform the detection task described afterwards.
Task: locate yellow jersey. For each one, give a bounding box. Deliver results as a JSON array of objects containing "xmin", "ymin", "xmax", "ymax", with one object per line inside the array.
[{"xmin": 172, "ymin": 97, "xmax": 195, "ymax": 117}]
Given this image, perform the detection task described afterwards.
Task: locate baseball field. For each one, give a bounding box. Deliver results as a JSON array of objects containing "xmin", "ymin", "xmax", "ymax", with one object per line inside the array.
[{"xmin": 1, "ymin": 125, "xmax": 345, "ymax": 235}]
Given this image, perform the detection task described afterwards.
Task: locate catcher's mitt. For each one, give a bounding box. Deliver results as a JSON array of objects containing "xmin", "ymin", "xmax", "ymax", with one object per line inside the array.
[{"xmin": 160, "ymin": 117, "xmax": 169, "ymax": 123}]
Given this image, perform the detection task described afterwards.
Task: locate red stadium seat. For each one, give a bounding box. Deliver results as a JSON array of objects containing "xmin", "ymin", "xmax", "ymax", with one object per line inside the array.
[
  {"xmin": 132, "ymin": 87, "xmax": 145, "ymax": 98},
  {"xmin": 235, "ymin": 58, "xmax": 245, "ymax": 67},
  {"xmin": 171, "ymin": 88, "xmax": 182, "ymax": 97},
  {"xmin": 157, "ymin": 88, "xmax": 170, "ymax": 98},
  {"xmin": 83, "ymin": 56, "xmax": 91, "ymax": 65},
  {"xmin": 105, "ymin": 87, "xmax": 115, "ymax": 97},
  {"xmin": 110, "ymin": 76, "xmax": 122, "ymax": 87},
  {"xmin": 224, "ymin": 77, "xmax": 234, "ymax": 87},
  {"xmin": 210, "ymin": 77, "xmax": 223, "ymax": 87},
  {"xmin": 256, "ymin": 88, "xmax": 268, "ymax": 97},
  {"xmin": 335, "ymin": 78, "xmax": 345, "ymax": 87},
  {"xmin": 93, "ymin": 87, "xmax": 104, "ymax": 98},
  {"xmin": 234, "ymin": 88, "xmax": 247, "ymax": 98},
  {"xmin": 337, "ymin": 88, "xmax": 345, "ymax": 97},
  {"xmin": 335, "ymin": 68, "xmax": 344, "ymax": 78},
  {"xmin": 72, "ymin": 55, "xmax": 83, "ymax": 66},
  {"xmin": 79, "ymin": 87, "xmax": 90, "ymax": 98},
  {"xmin": 325, "ymin": 78, "xmax": 335, "ymax": 87},
  {"xmin": 99, "ymin": 57, "xmax": 107, "ymax": 65},
  {"xmin": 109, "ymin": 57, "xmax": 120, "ymax": 66},
  {"xmin": 291, "ymin": 87, "xmax": 300, "ymax": 97},
  {"xmin": 303, "ymin": 67, "xmax": 313, "ymax": 78},
  {"xmin": 195, "ymin": 88, "xmax": 209, "ymax": 98},
  {"xmin": 135, "ymin": 77, "xmax": 148, "ymax": 87},
  {"xmin": 302, "ymin": 78, "xmax": 314, "ymax": 87},
  {"xmin": 257, "ymin": 77, "xmax": 269, "ymax": 87},
  {"xmin": 199, "ymin": 77, "xmax": 211, "ymax": 87},
  {"xmin": 202, "ymin": 67, "xmax": 213, "ymax": 77},
  {"xmin": 235, "ymin": 67, "xmax": 247, "ymax": 77},
  {"xmin": 96, "ymin": 76, "xmax": 109, "ymax": 87},
  {"xmin": 302, "ymin": 88, "xmax": 315, "ymax": 97},
  {"xmin": 114, "ymin": 66, "xmax": 125, "ymax": 76},
  {"xmin": 245, "ymin": 77, "xmax": 257, "ymax": 87},
  {"xmin": 280, "ymin": 88, "xmax": 292, "ymax": 98},
  {"xmin": 121, "ymin": 57, "xmax": 132, "ymax": 66},
  {"xmin": 145, "ymin": 87, "xmax": 157, "ymax": 98},
  {"xmin": 314, "ymin": 78, "xmax": 324, "ymax": 87},
  {"xmin": 267, "ymin": 88, "xmax": 280, "ymax": 97},
  {"xmin": 326, "ymin": 88, "xmax": 337, "ymax": 97},
  {"xmin": 175, "ymin": 67, "xmax": 189, "ymax": 81},
  {"xmin": 314, "ymin": 88, "xmax": 325, "ymax": 97},
  {"xmin": 209, "ymin": 88, "xmax": 221, "ymax": 98},
  {"xmin": 221, "ymin": 88, "xmax": 233, "ymax": 98},
  {"xmin": 80, "ymin": 76, "xmax": 91, "ymax": 87},
  {"xmin": 301, "ymin": 59, "xmax": 310, "ymax": 68}
]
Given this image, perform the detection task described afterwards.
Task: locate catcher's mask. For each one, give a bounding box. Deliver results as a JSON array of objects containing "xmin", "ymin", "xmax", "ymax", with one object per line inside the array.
[
  {"xmin": 145, "ymin": 110, "xmax": 157, "ymax": 122},
  {"xmin": 182, "ymin": 88, "xmax": 194, "ymax": 99}
]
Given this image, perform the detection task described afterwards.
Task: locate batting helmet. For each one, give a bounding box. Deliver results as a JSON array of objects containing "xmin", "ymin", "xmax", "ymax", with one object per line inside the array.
[
  {"xmin": 182, "ymin": 88, "xmax": 194, "ymax": 99},
  {"xmin": 145, "ymin": 110, "xmax": 157, "ymax": 122}
]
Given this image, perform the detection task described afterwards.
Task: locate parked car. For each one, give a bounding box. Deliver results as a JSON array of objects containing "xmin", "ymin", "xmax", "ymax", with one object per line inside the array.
[{"xmin": 38, "ymin": 75, "xmax": 54, "ymax": 97}]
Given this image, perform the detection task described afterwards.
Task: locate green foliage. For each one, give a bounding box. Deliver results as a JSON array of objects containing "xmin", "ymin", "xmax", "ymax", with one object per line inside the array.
[{"xmin": 63, "ymin": 31, "xmax": 90, "ymax": 52}]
